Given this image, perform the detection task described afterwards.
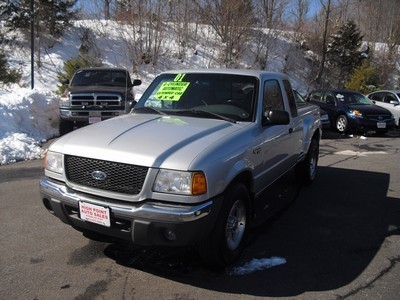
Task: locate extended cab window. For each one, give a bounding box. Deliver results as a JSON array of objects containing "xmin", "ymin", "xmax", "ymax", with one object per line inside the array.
[
  {"xmin": 283, "ymin": 80, "xmax": 298, "ymax": 117},
  {"xmin": 263, "ymin": 80, "xmax": 284, "ymax": 115}
]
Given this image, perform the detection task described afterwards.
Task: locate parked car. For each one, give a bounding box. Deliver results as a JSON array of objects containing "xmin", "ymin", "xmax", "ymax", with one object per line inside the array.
[
  {"xmin": 293, "ymin": 89, "xmax": 330, "ymax": 129},
  {"xmin": 366, "ymin": 90, "xmax": 400, "ymax": 127},
  {"xmin": 306, "ymin": 89, "xmax": 395, "ymax": 134}
]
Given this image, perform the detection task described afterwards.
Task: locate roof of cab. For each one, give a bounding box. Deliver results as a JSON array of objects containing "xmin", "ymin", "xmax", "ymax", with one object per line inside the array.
[{"xmin": 160, "ymin": 68, "xmax": 289, "ymax": 79}]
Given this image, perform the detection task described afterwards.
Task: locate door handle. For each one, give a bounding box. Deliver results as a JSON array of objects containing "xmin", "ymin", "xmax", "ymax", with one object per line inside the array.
[{"xmin": 289, "ymin": 128, "xmax": 293, "ymax": 134}]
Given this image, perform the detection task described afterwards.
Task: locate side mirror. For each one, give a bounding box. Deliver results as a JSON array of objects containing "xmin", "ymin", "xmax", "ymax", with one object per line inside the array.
[
  {"xmin": 262, "ymin": 109, "xmax": 290, "ymax": 126},
  {"xmin": 62, "ymin": 79, "xmax": 70, "ymax": 85},
  {"xmin": 133, "ymin": 79, "xmax": 142, "ymax": 86},
  {"xmin": 389, "ymin": 100, "xmax": 399, "ymax": 106}
]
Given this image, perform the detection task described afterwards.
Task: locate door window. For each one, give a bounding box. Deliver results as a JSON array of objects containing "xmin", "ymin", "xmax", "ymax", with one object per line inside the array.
[{"xmin": 263, "ymin": 80, "xmax": 285, "ymax": 115}]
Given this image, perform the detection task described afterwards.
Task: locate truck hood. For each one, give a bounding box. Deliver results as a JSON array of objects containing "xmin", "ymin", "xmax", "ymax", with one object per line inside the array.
[{"xmin": 51, "ymin": 113, "xmax": 247, "ymax": 170}]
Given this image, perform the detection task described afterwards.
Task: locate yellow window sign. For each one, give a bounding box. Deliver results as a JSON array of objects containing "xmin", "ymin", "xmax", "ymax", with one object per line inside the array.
[{"xmin": 154, "ymin": 74, "xmax": 190, "ymax": 101}]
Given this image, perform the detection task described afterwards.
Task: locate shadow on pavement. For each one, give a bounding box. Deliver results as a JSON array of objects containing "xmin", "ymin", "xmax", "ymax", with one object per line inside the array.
[{"xmin": 102, "ymin": 166, "xmax": 400, "ymax": 297}]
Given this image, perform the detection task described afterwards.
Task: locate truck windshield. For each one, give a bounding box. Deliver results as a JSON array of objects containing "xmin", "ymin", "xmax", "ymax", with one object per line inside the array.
[
  {"xmin": 135, "ymin": 73, "xmax": 258, "ymax": 122},
  {"xmin": 71, "ymin": 70, "xmax": 130, "ymax": 87}
]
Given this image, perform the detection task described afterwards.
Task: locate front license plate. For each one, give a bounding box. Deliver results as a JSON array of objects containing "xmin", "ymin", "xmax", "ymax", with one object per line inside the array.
[
  {"xmin": 89, "ymin": 117, "xmax": 101, "ymax": 124},
  {"xmin": 377, "ymin": 122, "xmax": 386, "ymax": 129},
  {"xmin": 79, "ymin": 202, "xmax": 111, "ymax": 227}
]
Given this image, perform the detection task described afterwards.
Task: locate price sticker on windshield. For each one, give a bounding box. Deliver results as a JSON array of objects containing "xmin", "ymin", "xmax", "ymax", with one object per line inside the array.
[{"xmin": 154, "ymin": 81, "xmax": 190, "ymax": 101}]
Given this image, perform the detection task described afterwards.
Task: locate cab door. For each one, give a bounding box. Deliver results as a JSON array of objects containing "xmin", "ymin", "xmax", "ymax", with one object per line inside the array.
[{"xmin": 252, "ymin": 79, "xmax": 294, "ymax": 195}]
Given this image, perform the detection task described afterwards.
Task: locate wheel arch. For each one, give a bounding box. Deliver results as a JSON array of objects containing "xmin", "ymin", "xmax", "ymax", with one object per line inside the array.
[{"xmin": 224, "ymin": 170, "xmax": 255, "ymax": 222}]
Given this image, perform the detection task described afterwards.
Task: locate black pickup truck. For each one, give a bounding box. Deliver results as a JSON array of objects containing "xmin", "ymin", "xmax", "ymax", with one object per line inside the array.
[{"xmin": 59, "ymin": 67, "xmax": 141, "ymax": 135}]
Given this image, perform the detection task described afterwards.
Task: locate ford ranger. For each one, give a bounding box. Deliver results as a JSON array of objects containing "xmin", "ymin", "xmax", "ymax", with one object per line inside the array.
[
  {"xmin": 59, "ymin": 67, "xmax": 142, "ymax": 135},
  {"xmin": 40, "ymin": 69, "xmax": 321, "ymax": 268}
]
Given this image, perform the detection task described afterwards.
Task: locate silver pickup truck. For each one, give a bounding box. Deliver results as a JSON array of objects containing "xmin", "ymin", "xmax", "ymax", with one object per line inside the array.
[{"xmin": 40, "ymin": 69, "xmax": 321, "ymax": 268}]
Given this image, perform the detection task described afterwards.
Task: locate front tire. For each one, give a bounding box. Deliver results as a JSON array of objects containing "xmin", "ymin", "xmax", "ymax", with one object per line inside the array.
[
  {"xmin": 198, "ymin": 183, "xmax": 249, "ymax": 269},
  {"xmin": 336, "ymin": 114, "xmax": 348, "ymax": 133}
]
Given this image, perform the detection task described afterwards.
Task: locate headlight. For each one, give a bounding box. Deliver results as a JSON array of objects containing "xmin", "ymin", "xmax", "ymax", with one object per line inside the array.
[
  {"xmin": 350, "ymin": 109, "xmax": 363, "ymax": 118},
  {"xmin": 44, "ymin": 151, "xmax": 63, "ymax": 174},
  {"xmin": 59, "ymin": 96, "xmax": 71, "ymax": 107},
  {"xmin": 153, "ymin": 169, "xmax": 207, "ymax": 195}
]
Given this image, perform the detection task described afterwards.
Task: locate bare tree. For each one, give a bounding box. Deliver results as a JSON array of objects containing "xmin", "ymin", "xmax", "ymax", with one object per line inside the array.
[
  {"xmin": 252, "ymin": 0, "xmax": 288, "ymax": 70},
  {"xmin": 113, "ymin": 0, "xmax": 168, "ymax": 72},
  {"xmin": 353, "ymin": 0, "xmax": 400, "ymax": 87},
  {"xmin": 194, "ymin": 0, "xmax": 254, "ymax": 67},
  {"xmin": 104, "ymin": 0, "xmax": 112, "ymax": 20},
  {"xmin": 167, "ymin": 0, "xmax": 197, "ymax": 62},
  {"xmin": 315, "ymin": 0, "xmax": 332, "ymax": 84}
]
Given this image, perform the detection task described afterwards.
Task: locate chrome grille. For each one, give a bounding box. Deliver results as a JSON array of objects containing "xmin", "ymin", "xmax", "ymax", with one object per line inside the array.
[
  {"xmin": 365, "ymin": 114, "xmax": 392, "ymax": 121},
  {"xmin": 70, "ymin": 93, "xmax": 121, "ymax": 107},
  {"xmin": 65, "ymin": 155, "xmax": 148, "ymax": 195}
]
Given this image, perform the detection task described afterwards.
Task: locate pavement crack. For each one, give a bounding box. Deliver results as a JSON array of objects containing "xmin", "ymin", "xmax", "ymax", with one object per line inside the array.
[{"xmin": 335, "ymin": 255, "xmax": 400, "ymax": 299}]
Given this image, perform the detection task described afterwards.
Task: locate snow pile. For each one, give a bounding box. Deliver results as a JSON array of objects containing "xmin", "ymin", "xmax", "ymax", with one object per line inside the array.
[
  {"xmin": 230, "ymin": 256, "xmax": 287, "ymax": 275},
  {"xmin": 0, "ymin": 88, "xmax": 59, "ymax": 164}
]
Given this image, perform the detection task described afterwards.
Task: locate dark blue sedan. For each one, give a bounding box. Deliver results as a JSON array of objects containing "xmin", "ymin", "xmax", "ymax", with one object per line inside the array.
[{"xmin": 306, "ymin": 89, "xmax": 395, "ymax": 134}]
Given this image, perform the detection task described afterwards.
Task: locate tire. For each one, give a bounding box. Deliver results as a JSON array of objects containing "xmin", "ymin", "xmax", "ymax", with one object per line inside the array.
[
  {"xmin": 198, "ymin": 183, "xmax": 249, "ymax": 269},
  {"xmin": 336, "ymin": 114, "xmax": 348, "ymax": 133},
  {"xmin": 59, "ymin": 119, "xmax": 74, "ymax": 136},
  {"xmin": 295, "ymin": 139, "xmax": 319, "ymax": 186},
  {"xmin": 375, "ymin": 130, "xmax": 388, "ymax": 135}
]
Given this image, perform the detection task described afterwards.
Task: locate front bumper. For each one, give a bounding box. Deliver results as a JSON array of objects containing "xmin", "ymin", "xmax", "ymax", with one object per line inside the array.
[
  {"xmin": 347, "ymin": 117, "xmax": 395, "ymax": 132},
  {"xmin": 39, "ymin": 177, "xmax": 221, "ymax": 246},
  {"xmin": 60, "ymin": 108, "xmax": 127, "ymax": 123}
]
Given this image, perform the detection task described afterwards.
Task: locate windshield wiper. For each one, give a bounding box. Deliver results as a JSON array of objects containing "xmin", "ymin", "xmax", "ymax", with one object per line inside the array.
[
  {"xmin": 175, "ymin": 109, "xmax": 236, "ymax": 123},
  {"xmin": 133, "ymin": 106, "xmax": 167, "ymax": 115}
]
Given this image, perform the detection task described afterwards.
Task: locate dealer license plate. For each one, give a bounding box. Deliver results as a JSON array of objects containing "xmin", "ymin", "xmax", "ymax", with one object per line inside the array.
[
  {"xmin": 89, "ymin": 117, "xmax": 101, "ymax": 124},
  {"xmin": 377, "ymin": 122, "xmax": 386, "ymax": 129},
  {"xmin": 79, "ymin": 202, "xmax": 111, "ymax": 227}
]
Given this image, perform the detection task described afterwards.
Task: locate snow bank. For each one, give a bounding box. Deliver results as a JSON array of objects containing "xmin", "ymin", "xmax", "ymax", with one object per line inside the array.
[{"xmin": 0, "ymin": 88, "xmax": 59, "ymax": 164}]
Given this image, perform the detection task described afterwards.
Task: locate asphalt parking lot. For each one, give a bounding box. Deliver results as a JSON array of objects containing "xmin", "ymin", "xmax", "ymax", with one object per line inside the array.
[{"xmin": 0, "ymin": 129, "xmax": 399, "ymax": 300}]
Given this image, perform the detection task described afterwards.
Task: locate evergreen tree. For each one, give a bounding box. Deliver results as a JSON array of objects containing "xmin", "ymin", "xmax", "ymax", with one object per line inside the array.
[
  {"xmin": 326, "ymin": 20, "xmax": 363, "ymax": 86},
  {"xmin": 57, "ymin": 55, "xmax": 102, "ymax": 94},
  {"xmin": 0, "ymin": 0, "xmax": 77, "ymax": 37},
  {"xmin": 345, "ymin": 62, "xmax": 379, "ymax": 94},
  {"xmin": 0, "ymin": 51, "xmax": 21, "ymax": 84}
]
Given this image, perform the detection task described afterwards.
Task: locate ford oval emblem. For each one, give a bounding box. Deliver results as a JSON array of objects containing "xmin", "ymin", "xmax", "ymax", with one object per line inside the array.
[{"xmin": 91, "ymin": 170, "xmax": 107, "ymax": 181}]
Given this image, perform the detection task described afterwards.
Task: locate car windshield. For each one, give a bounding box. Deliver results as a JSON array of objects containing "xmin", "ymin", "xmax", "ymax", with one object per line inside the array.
[
  {"xmin": 334, "ymin": 92, "xmax": 373, "ymax": 105},
  {"xmin": 71, "ymin": 70, "xmax": 130, "ymax": 87},
  {"xmin": 135, "ymin": 73, "xmax": 258, "ymax": 122}
]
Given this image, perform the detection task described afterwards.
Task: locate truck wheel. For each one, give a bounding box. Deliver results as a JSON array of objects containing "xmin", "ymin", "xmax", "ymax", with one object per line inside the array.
[
  {"xmin": 198, "ymin": 183, "xmax": 249, "ymax": 269},
  {"xmin": 295, "ymin": 139, "xmax": 319, "ymax": 186},
  {"xmin": 336, "ymin": 115, "xmax": 348, "ymax": 133},
  {"xmin": 59, "ymin": 119, "xmax": 74, "ymax": 136}
]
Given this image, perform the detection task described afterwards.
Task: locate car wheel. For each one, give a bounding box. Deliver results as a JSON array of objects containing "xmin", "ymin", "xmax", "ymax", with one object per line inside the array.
[
  {"xmin": 295, "ymin": 138, "xmax": 319, "ymax": 185},
  {"xmin": 59, "ymin": 119, "xmax": 74, "ymax": 136},
  {"xmin": 198, "ymin": 183, "xmax": 249, "ymax": 269},
  {"xmin": 375, "ymin": 130, "xmax": 388, "ymax": 135},
  {"xmin": 336, "ymin": 115, "xmax": 348, "ymax": 133}
]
